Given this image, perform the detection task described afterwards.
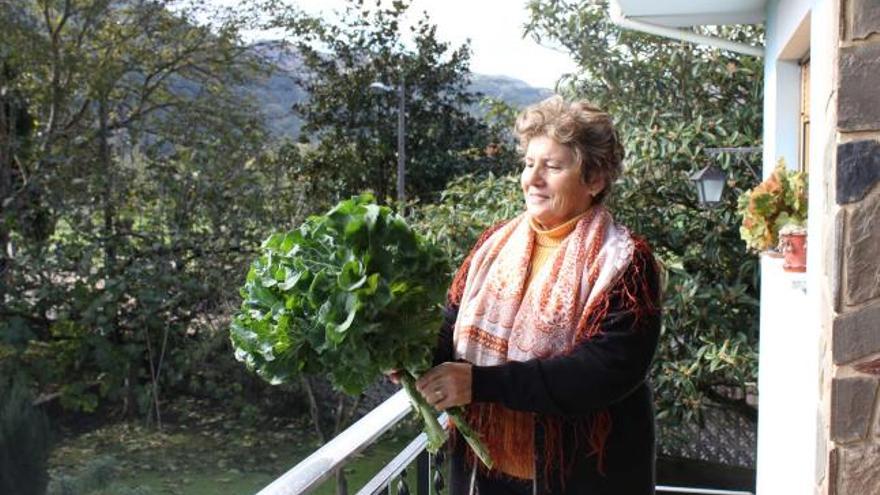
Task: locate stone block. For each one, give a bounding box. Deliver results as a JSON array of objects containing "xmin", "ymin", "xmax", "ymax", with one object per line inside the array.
[
  {"xmin": 836, "ymin": 140, "xmax": 880, "ymax": 204},
  {"xmin": 833, "ymin": 303, "xmax": 880, "ymax": 364},
  {"xmin": 817, "ymin": 408, "xmax": 828, "ymax": 483},
  {"xmin": 839, "ymin": 43, "xmax": 880, "ymax": 131},
  {"xmin": 830, "ymin": 448, "xmax": 839, "ymax": 495},
  {"xmin": 850, "ymin": 0, "xmax": 880, "ymax": 40},
  {"xmin": 831, "ymin": 376, "xmax": 878, "ymax": 443},
  {"xmin": 833, "ymin": 208, "xmax": 845, "ymax": 312},
  {"xmin": 837, "ymin": 444, "xmax": 880, "ymax": 495},
  {"xmin": 845, "ymin": 187, "xmax": 880, "ymax": 305}
]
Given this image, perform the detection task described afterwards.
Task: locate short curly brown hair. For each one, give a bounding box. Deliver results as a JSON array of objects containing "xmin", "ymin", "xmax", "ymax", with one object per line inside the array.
[{"xmin": 514, "ymin": 95, "xmax": 624, "ymax": 204}]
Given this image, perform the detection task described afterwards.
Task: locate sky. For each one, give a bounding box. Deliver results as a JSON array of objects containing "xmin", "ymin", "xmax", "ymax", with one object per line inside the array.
[{"xmin": 212, "ymin": 0, "xmax": 580, "ymax": 89}]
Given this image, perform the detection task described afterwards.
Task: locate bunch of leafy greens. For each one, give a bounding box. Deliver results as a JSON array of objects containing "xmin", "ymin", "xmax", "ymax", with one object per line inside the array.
[{"xmin": 230, "ymin": 194, "xmax": 491, "ymax": 466}]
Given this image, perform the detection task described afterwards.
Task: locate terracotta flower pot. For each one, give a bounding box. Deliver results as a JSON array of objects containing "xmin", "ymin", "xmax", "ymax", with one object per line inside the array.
[{"xmin": 779, "ymin": 232, "xmax": 807, "ymax": 273}]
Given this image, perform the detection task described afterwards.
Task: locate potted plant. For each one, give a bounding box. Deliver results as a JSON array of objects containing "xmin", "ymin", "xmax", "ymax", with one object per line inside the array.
[
  {"xmin": 737, "ymin": 158, "xmax": 808, "ymax": 271},
  {"xmin": 778, "ymin": 222, "xmax": 807, "ymax": 272}
]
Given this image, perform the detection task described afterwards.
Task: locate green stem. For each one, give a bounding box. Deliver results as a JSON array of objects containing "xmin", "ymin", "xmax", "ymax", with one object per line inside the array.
[
  {"xmin": 399, "ymin": 373, "xmax": 494, "ymax": 469},
  {"xmin": 447, "ymin": 407, "xmax": 494, "ymax": 469},
  {"xmin": 400, "ymin": 373, "xmax": 447, "ymax": 453}
]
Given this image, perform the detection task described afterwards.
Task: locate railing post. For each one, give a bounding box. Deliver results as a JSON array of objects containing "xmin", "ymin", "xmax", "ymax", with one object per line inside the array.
[
  {"xmin": 432, "ymin": 449, "xmax": 445, "ymax": 495},
  {"xmin": 416, "ymin": 450, "xmax": 429, "ymax": 495},
  {"xmin": 397, "ymin": 468, "xmax": 411, "ymax": 495}
]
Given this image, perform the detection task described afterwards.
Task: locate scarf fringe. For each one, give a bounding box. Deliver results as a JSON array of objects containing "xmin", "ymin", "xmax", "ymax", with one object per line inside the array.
[
  {"xmin": 453, "ymin": 407, "xmax": 614, "ymax": 490},
  {"xmin": 575, "ymin": 235, "xmax": 660, "ymax": 343}
]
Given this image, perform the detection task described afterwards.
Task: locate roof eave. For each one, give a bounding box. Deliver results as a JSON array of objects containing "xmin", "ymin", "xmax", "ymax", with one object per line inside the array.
[{"xmin": 608, "ymin": 1, "xmax": 765, "ymax": 58}]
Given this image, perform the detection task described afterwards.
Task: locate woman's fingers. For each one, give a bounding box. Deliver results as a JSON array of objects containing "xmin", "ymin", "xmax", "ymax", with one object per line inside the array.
[
  {"xmin": 415, "ymin": 366, "xmax": 440, "ymax": 393},
  {"xmin": 417, "ymin": 380, "xmax": 442, "ymax": 406},
  {"xmin": 415, "ymin": 362, "xmax": 472, "ymax": 410},
  {"xmin": 383, "ymin": 368, "xmax": 402, "ymax": 385}
]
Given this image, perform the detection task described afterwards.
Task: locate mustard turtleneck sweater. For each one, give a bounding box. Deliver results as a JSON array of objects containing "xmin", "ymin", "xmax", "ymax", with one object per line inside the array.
[{"xmin": 525, "ymin": 210, "xmax": 591, "ymax": 289}]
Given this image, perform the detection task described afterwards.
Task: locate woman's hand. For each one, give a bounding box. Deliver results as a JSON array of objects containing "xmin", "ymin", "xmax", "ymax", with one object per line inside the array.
[{"xmin": 416, "ymin": 362, "xmax": 473, "ymax": 410}]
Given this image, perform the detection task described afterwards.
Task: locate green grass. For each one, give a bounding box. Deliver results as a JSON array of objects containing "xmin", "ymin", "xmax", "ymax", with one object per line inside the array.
[
  {"xmin": 48, "ymin": 397, "xmax": 425, "ymax": 495},
  {"xmin": 95, "ymin": 431, "xmax": 419, "ymax": 495}
]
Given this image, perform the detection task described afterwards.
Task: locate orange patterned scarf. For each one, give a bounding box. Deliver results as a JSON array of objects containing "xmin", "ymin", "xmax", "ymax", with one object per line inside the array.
[{"xmin": 453, "ymin": 205, "xmax": 634, "ymax": 480}]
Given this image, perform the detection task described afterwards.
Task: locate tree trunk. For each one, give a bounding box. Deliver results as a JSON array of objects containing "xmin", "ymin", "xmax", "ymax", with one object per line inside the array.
[
  {"xmin": 335, "ymin": 468, "xmax": 348, "ymax": 495},
  {"xmin": 331, "ymin": 393, "xmax": 362, "ymax": 495},
  {"xmin": 0, "ymin": 70, "xmax": 12, "ymax": 304},
  {"xmin": 99, "ymin": 95, "xmax": 134, "ymax": 418},
  {"xmin": 124, "ymin": 362, "xmax": 138, "ymax": 419},
  {"xmin": 333, "ymin": 393, "xmax": 361, "ymax": 437},
  {"xmin": 144, "ymin": 323, "xmax": 170, "ymax": 431},
  {"xmin": 301, "ymin": 376, "xmax": 326, "ymax": 444},
  {"xmin": 99, "ymin": 95, "xmax": 117, "ymax": 304}
]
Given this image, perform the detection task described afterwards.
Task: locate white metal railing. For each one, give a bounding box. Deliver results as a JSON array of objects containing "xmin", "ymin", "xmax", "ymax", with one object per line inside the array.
[
  {"xmin": 355, "ymin": 430, "xmax": 428, "ymax": 495},
  {"xmin": 257, "ymin": 389, "xmax": 754, "ymax": 495},
  {"xmin": 257, "ymin": 390, "xmax": 413, "ymax": 495}
]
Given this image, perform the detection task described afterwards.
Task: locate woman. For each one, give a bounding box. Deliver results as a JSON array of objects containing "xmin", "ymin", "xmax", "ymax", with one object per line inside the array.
[{"xmin": 415, "ymin": 95, "xmax": 662, "ymax": 494}]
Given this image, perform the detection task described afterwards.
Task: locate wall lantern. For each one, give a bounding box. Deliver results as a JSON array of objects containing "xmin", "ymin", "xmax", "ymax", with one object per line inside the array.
[
  {"xmin": 689, "ymin": 164, "xmax": 727, "ymax": 206},
  {"xmin": 692, "ymin": 146, "xmax": 763, "ymax": 207}
]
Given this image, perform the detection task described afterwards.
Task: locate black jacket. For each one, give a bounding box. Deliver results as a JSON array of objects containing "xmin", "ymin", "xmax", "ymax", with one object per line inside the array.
[{"xmin": 433, "ymin": 243, "xmax": 662, "ymax": 495}]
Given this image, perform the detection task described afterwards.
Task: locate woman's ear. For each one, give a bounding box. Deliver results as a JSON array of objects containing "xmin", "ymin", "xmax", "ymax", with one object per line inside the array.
[{"xmin": 587, "ymin": 176, "xmax": 606, "ymax": 197}]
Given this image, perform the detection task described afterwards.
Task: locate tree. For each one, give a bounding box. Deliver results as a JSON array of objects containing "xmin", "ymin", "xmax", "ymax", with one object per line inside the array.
[
  {"xmin": 0, "ymin": 59, "xmax": 37, "ymax": 305},
  {"xmin": 0, "ymin": 373, "xmax": 51, "ymax": 495},
  {"xmin": 0, "ymin": 0, "xmax": 303, "ymax": 425},
  {"xmin": 271, "ymin": 0, "xmax": 506, "ymax": 206},
  {"xmin": 523, "ymin": 1, "xmax": 763, "ymax": 432}
]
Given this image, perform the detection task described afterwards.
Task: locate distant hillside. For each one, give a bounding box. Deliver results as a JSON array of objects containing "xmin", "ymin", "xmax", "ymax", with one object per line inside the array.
[
  {"xmin": 468, "ymin": 74, "xmax": 554, "ymax": 110},
  {"xmin": 244, "ymin": 41, "xmax": 554, "ymax": 139},
  {"xmin": 244, "ymin": 41, "xmax": 308, "ymax": 139}
]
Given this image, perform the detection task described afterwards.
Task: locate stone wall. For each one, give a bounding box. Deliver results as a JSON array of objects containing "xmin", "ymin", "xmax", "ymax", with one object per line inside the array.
[{"xmin": 826, "ymin": 1, "xmax": 880, "ymax": 493}]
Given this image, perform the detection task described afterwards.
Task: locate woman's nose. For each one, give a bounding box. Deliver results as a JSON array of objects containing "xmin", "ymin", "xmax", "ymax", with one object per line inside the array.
[{"xmin": 524, "ymin": 165, "xmax": 544, "ymax": 187}]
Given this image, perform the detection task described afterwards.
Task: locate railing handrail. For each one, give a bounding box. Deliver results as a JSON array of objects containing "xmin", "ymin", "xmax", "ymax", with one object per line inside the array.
[
  {"xmin": 256, "ymin": 389, "xmax": 413, "ymax": 495},
  {"xmin": 256, "ymin": 389, "xmax": 756, "ymax": 495}
]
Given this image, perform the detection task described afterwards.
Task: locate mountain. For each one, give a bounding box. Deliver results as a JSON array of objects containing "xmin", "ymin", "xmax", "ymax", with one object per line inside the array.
[
  {"xmin": 244, "ymin": 41, "xmax": 555, "ymax": 139},
  {"xmin": 244, "ymin": 42, "xmax": 309, "ymax": 139},
  {"xmin": 468, "ymin": 74, "xmax": 554, "ymax": 110}
]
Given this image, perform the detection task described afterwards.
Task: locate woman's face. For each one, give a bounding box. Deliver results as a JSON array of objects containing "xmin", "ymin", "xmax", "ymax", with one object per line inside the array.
[{"xmin": 521, "ymin": 135, "xmax": 604, "ymax": 229}]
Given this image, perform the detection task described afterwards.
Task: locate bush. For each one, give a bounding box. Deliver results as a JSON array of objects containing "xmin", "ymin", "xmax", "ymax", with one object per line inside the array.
[{"xmin": 0, "ymin": 375, "xmax": 52, "ymax": 495}]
